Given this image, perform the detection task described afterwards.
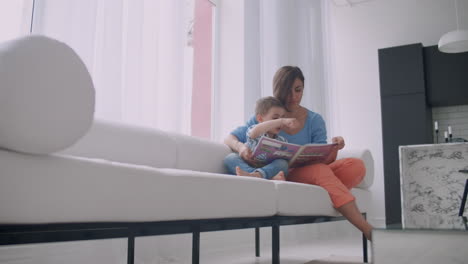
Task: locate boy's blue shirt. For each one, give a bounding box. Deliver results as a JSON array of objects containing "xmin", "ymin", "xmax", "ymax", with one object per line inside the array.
[{"xmin": 230, "ymin": 110, "xmax": 327, "ymax": 145}]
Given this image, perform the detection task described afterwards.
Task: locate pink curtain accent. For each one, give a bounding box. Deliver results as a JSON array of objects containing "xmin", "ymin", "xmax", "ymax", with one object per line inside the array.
[{"xmin": 191, "ymin": 0, "xmax": 212, "ymax": 138}]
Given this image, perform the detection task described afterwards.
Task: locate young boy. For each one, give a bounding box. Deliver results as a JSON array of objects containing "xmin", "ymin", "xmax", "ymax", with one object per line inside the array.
[{"xmin": 223, "ymin": 96, "xmax": 296, "ymax": 180}]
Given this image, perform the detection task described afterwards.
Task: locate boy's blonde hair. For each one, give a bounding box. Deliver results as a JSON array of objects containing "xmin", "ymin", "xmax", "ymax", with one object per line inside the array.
[{"xmin": 255, "ymin": 96, "xmax": 285, "ymax": 116}]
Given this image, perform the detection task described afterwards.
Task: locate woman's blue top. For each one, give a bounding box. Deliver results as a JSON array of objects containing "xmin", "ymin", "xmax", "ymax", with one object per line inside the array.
[{"xmin": 230, "ymin": 109, "xmax": 327, "ymax": 145}]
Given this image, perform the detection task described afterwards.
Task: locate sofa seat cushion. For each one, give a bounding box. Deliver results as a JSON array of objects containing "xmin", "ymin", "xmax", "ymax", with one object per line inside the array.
[
  {"xmin": 274, "ymin": 181, "xmax": 371, "ymax": 217},
  {"xmin": 0, "ymin": 150, "xmax": 276, "ymax": 224}
]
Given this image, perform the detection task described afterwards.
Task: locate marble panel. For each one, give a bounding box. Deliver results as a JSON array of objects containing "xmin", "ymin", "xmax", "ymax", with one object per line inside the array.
[{"xmin": 399, "ymin": 143, "xmax": 468, "ymax": 228}]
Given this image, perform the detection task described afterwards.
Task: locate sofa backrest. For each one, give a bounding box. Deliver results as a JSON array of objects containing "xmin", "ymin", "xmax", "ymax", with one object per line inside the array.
[
  {"xmin": 61, "ymin": 119, "xmax": 231, "ymax": 174},
  {"xmin": 169, "ymin": 132, "xmax": 231, "ymax": 173},
  {"xmin": 61, "ymin": 119, "xmax": 178, "ymax": 169},
  {"xmin": 62, "ymin": 119, "xmax": 374, "ymax": 185}
]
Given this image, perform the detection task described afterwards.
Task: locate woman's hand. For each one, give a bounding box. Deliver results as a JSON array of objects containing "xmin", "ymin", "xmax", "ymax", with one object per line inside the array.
[
  {"xmin": 238, "ymin": 142, "xmax": 252, "ymax": 160},
  {"xmin": 237, "ymin": 142, "xmax": 258, "ymax": 166},
  {"xmin": 332, "ymin": 136, "xmax": 345, "ymax": 150}
]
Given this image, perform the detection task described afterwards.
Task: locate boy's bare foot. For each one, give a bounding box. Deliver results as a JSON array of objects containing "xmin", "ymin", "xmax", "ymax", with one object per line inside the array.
[
  {"xmin": 236, "ymin": 166, "xmax": 262, "ymax": 178},
  {"xmin": 271, "ymin": 171, "xmax": 286, "ymax": 181}
]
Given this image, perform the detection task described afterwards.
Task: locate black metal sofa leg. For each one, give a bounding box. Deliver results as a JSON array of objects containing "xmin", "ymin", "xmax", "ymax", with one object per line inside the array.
[
  {"xmin": 127, "ymin": 236, "xmax": 135, "ymax": 264},
  {"xmin": 362, "ymin": 233, "xmax": 368, "ymax": 263},
  {"xmin": 362, "ymin": 212, "xmax": 368, "ymax": 263},
  {"xmin": 192, "ymin": 230, "xmax": 200, "ymax": 264},
  {"xmin": 272, "ymin": 225, "xmax": 280, "ymax": 264},
  {"xmin": 255, "ymin": 227, "xmax": 260, "ymax": 257}
]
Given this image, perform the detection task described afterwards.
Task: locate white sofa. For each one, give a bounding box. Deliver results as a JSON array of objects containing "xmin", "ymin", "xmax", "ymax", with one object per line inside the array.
[{"xmin": 0, "ymin": 35, "xmax": 374, "ymax": 264}]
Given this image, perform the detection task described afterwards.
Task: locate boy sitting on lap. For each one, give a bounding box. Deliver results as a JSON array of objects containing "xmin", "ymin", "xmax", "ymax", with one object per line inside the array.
[{"xmin": 224, "ymin": 96, "xmax": 296, "ymax": 181}]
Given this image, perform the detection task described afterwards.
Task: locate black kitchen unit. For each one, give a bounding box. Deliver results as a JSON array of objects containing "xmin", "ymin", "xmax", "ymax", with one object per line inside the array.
[{"xmin": 378, "ymin": 44, "xmax": 468, "ymax": 226}]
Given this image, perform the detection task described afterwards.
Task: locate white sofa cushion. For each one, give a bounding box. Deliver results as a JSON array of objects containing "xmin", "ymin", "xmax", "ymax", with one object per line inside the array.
[
  {"xmin": 0, "ymin": 150, "xmax": 276, "ymax": 224},
  {"xmin": 0, "ymin": 35, "xmax": 95, "ymax": 154},
  {"xmin": 274, "ymin": 181, "xmax": 371, "ymax": 216},
  {"xmin": 169, "ymin": 132, "xmax": 232, "ymax": 174},
  {"xmin": 61, "ymin": 119, "xmax": 178, "ymax": 169}
]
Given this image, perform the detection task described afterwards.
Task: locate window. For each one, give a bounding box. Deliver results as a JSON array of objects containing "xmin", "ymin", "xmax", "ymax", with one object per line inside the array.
[{"xmin": 30, "ymin": 0, "xmax": 217, "ymax": 138}]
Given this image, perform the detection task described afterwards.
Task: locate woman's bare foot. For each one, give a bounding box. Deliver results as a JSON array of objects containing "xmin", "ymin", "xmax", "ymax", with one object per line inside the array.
[
  {"xmin": 271, "ymin": 171, "xmax": 286, "ymax": 181},
  {"xmin": 364, "ymin": 226, "xmax": 373, "ymax": 241},
  {"xmin": 236, "ymin": 166, "xmax": 262, "ymax": 178}
]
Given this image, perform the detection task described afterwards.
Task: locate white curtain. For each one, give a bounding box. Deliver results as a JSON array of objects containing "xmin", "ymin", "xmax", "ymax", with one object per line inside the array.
[
  {"xmin": 32, "ymin": 0, "xmax": 193, "ymax": 134},
  {"xmin": 258, "ymin": 0, "xmax": 327, "ymax": 119},
  {"xmin": 0, "ymin": 0, "xmax": 34, "ymax": 43}
]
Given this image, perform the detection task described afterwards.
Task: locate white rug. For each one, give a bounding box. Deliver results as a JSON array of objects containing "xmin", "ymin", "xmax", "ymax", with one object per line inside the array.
[{"xmin": 305, "ymin": 255, "xmax": 364, "ymax": 264}]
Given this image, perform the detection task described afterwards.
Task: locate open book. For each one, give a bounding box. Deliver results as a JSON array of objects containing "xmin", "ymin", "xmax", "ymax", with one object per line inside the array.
[{"xmin": 251, "ymin": 136, "xmax": 337, "ymax": 168}]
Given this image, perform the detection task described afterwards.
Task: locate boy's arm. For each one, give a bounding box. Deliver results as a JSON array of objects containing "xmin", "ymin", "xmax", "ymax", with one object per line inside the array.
[{"xmin": 248, "ymin": 118, "xmax": 296, "ymax": 139}]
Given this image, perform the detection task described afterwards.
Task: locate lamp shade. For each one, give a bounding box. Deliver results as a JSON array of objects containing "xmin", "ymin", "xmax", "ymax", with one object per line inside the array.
[{"xmin": 438, "ymin": 29, "xmax": 468, "ymax": 53}]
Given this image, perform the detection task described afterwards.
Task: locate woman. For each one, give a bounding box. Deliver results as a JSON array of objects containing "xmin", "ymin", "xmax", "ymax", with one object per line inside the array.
[{"xmin": 224, "ymin": 66, "xmax": 373, "ymax": 240}]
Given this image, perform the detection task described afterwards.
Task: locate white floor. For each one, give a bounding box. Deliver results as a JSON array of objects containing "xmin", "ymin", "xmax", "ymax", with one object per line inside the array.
[
  {"xmin": 201, "ymin": 236, "xmax": 366, "ymax": 264},
  {"xmin": 0, "ymin": 222, "xmax": 368, "ymax": 264}
]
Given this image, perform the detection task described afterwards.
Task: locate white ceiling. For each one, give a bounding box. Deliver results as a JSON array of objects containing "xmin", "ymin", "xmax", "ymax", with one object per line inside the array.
[{"xmin": 332, "ymin": 0, "xmax": 375, "ymax": 7}]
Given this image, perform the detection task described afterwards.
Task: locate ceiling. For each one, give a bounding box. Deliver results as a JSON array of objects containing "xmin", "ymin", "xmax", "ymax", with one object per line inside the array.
[{"xmin": 332, "ymin": 0, "xmax": 374, "ymax": 7}]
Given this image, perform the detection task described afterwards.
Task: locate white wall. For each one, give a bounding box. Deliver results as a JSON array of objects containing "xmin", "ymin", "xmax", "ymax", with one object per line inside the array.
[{"xmin": 326, "ymin": 0, "xmax": 468, "ymax": 226}]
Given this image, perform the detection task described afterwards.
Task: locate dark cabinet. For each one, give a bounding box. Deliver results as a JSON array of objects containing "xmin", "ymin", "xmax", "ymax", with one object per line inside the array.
[
  {"xmin": 424, "ymin": 46, "xmax": 468, "ymax": 107},
  {"xmin": 378, "ymin": 44, "xmax": 433, "ymax": 226},
  {"xmin": 381, "ymin": 94, "xmax": 433, "ymax": 225},
  {"xmin": 379, "ymin": 44, "xmax": 426, "ymax": 97}
]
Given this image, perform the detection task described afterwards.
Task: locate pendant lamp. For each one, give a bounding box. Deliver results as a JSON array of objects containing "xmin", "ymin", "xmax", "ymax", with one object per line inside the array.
[{"xmin": 438, "ymin": 0, "xmax": 468, "ymax": 53}]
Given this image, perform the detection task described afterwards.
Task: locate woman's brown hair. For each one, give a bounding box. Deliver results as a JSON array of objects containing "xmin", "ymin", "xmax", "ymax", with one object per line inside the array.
[{"xmin": 272, "ymin": 66, "xmax": 305, "ymax": 111}]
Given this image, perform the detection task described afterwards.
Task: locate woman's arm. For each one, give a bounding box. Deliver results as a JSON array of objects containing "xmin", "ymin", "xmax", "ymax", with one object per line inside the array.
[{"xmin": 310, "ymin": 114, "xmax": 327, "ymax": 144}]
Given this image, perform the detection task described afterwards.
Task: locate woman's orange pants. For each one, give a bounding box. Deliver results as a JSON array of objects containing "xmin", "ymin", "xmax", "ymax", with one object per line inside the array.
[{"xmin": 287, "ymin": 158, "xmax": 366, "ymax": 208}]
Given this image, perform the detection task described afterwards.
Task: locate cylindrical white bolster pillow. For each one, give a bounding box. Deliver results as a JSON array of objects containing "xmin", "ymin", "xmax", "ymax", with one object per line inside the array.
[
  {"xmin": 337, "ymin": 148, "xmax": 374, "ymax": 189},
  {"xmin": 0, "ymin": 35, "xmax": 95, "ymax": 154}
]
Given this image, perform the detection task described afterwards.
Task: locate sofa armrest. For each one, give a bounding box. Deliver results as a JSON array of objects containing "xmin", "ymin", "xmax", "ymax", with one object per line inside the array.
[{"xmin": 337, "ymin": 148, "xmax": 374, "ymax": 189}]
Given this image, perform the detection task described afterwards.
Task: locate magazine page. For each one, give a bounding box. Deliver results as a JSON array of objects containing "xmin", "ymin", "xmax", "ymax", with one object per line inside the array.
[
  {"xmin": 289, "ymin": 143, "xmax": 337, "ymax": 168},
  {"xmin": 251, "ymin": 136, "xmax": 302, "ymax": 165}
]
